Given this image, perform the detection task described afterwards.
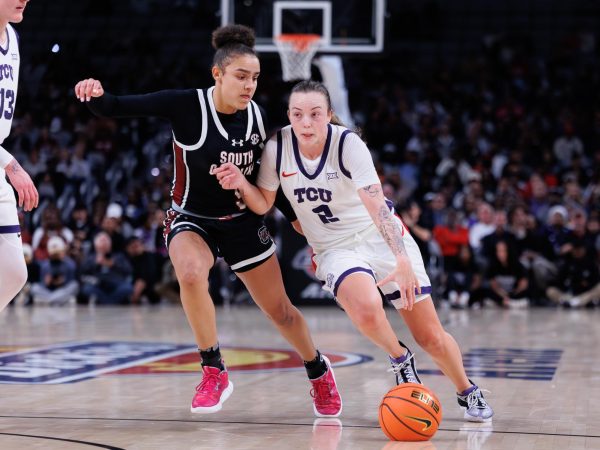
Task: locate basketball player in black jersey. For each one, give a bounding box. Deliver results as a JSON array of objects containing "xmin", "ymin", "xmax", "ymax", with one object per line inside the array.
[{"xmin": 74, "ymin": 25, "xmax": 342, "ymax": 417}]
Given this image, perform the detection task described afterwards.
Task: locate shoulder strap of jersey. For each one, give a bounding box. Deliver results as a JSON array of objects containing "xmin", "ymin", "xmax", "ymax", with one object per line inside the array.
[
  {"xmin": 249, "ymin": 100, "xmax": 267, "ymax": 143},
  {"xmin": 275, "ymin": 130, "xmax": 283, "ymax": 179},
  {"xmin": 338, "ymin": 129, "xmax": 353, "ymax": 179},
  {"xmin": 3, "ymin": 24, "xmax": 17, "ymax": 54},
  {"xmin": 196, "ymin": 89, "xmax": 208, "ymax": 147}
]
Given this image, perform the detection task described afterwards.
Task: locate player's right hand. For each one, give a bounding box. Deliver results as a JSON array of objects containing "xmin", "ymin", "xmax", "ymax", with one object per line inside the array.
[
  {"xmin": 213, "ymin": 162, "xmax": 247, "ymax": 191},
  {"xmin": 74, "ymin": 78, "xmax": 104, "ymax": 102},
  {"xmin": 5, "ymin": 158, "xmax": 39, "ymax": 212}
]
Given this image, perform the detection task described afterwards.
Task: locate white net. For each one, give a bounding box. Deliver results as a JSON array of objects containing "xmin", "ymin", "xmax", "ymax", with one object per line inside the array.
[{"xmin": 275, "ymin": 34, "xmax": 321, "ymax": 82}]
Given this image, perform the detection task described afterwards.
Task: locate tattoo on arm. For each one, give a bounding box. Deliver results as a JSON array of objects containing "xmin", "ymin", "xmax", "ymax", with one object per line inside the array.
[
  {"xmin": 377, "ymin": 205, "xmax": 407, "ymax": 257},
  {"xmin": 362, "ymin": 185, "xmax": 380, "ymax": 197},
  {"xmin": 8, "ymin": 160, "xmax": 21, "ymax": 175},
  {"xmin": 362, "ymin": 183, "xmax": 407, "ymax": 256}
]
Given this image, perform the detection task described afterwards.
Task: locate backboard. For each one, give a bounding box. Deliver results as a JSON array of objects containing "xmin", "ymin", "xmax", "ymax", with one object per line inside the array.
[{"xmin": 220, "ymin": 0, "xmax": 385, "ymax": 53}]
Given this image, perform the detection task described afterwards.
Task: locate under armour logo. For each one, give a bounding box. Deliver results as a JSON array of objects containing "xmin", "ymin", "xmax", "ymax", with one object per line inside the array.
[{"xmin": 231, "ymin": 139, "xmax": 244, "ymax": 147}]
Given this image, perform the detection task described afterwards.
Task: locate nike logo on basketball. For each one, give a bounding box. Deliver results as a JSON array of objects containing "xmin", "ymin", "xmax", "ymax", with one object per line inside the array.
[
  {"xmin": 404, "ymin": 415, "xmax": 432, "ymax": 431},
  {"xmin": 282, "ymin": 171, "xmax": 297, "ymax": 177}
]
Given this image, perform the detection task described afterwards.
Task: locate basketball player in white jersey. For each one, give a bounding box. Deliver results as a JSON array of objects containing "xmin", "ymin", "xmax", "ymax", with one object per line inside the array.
[
  {"xmin": 215, "ymin": 80, "xmax": 494, "ymax": 422},
  {"xmin": 0, "ymin": 0, "xmax": 39, "ymax": 312}
]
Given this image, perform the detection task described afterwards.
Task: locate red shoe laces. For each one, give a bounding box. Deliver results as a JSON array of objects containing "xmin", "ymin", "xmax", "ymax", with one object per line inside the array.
[
  {"xmin": 310, "ymin": 377, "xmax": 334, "ymax": 403},
  {"xmin": 196, "ymin": 372, "xmax": 219, "ymax": 393}
]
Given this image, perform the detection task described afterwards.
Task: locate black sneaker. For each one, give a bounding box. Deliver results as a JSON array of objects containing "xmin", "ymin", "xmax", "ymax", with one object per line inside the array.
[{"xmin": 388, "ymin": 341, "xmax": 422, "ymax": 384}]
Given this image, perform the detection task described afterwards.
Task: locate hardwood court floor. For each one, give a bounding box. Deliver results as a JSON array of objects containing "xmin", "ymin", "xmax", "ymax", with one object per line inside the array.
[{"xmin": 0, "ymin": 304, "xmax": 599, "ymax": 450}]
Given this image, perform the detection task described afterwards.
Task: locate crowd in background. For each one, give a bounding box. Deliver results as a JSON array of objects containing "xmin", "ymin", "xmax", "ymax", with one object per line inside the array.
[{"xmin": 6, "ymin": 16, "xmax": 600, "ymax": 309}]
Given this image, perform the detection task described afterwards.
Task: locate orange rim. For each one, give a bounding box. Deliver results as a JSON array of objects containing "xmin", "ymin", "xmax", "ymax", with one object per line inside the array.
[{"xmin": 276, "ymin": 34, "xmax": 321, "ymax": 52}]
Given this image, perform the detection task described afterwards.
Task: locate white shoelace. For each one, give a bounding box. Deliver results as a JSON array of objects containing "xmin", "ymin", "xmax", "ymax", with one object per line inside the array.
[
  {"xmin": 388, "ymin": 352, "xmax": 418, "ymax": 383},
  {"xmin": 466, "ymin": 388, "xmax": 491, "ymax": 409}
]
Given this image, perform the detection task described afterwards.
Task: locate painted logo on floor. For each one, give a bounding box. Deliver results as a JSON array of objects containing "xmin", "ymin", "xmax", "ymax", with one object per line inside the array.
[
  {"xmin": 0, "ymin": 341, "xmax": 372, "ymax": 384},
  {"xmin": 419, "ymin": 348, "xmax": 563, "ymax": 381}
]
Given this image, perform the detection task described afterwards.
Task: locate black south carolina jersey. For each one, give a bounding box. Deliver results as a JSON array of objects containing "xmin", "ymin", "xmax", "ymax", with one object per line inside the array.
[{"xmin": 88, "ymin": 87, "xmax": 267, "ymax": 217}]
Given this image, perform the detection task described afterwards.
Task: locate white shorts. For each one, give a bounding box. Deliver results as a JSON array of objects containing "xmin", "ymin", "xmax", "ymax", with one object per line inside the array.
[
  {"xmin": 313, "ymin": 221, "xmax": 432, "ymax": 310},
  {"xmin": 0, "ymin": 176, "xmax": 18, "ymax": 232}
]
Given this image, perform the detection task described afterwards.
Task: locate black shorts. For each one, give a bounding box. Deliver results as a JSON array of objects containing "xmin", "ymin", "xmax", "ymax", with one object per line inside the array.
[{"xmin": 163, "ymin": 209, "xmax": 275, "ymax": 273}]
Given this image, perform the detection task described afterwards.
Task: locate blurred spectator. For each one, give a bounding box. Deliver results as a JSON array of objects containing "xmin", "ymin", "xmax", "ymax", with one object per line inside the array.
[
  {"xmin": 420, "ymin": 192, "xmax": 447, "ymax": 229},
  {"xmin": 31, "ymin": 237, "xmax": 78, "ymax": 305},
  {"xmin": 68, "ymin": 203, "xmax": 94, "ymax": 243},
  {"xmin": 99, "ymin": 202, "xmax": 129, "ymax": 253},
  {"xmin": 79, "ymin": 232, "xmax": 133, "ymax": 305},
  {"xmin": 480, "ymin": 210, "xmax": 517, "ymax": 264},
  {"xmin": 480, "ymin": 240, "xmax": 529, "ymax": 308},
  {"xmin": 433, "ymin": 208, "xmax": 469, "ymax": 270},
  {"xmin": 553, "ymin": 121, "xmax": 584, "ymax": 169},
  {"xmin": 124, "ymin": 236, "xmax": 162, "ymax": 304},
  {"xmin": 445, "ymin": 244, "xmax": 481, "ymax": 309},
  {"xmin": 508, "ymin": 205, "xmax": 557, "ymax": 303},
  {"xmin": 524, "ymin": 173, "xmax": 552, "ymax": 223},
  {"xmin": 468, "ymin": 202, "xmax": 496, "ymax": 257},
  {"xmin": 399, "ymin": 199, "xmax": 433, "ymax": 266},
  {"xmin": 546, "ymin": 241, "xmax": 600, "ymax": 308},
  {"xmin": 543, "ymin": 205, "xmax": 572, "ymax": 261},
  {"xmin": 31, "ymin": 204, "xmax": 74, "ymax": 260}
]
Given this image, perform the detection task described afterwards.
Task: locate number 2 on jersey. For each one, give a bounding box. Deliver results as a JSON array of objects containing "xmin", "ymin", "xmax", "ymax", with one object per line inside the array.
[{"xmin": 312, "ymin": 204, "xmax": 340, "ymax": 224}]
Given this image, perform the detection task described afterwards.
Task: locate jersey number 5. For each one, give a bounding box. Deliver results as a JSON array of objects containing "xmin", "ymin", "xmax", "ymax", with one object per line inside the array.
[
  {"xmin": 312, "ymin": 205, "xmax": 340, "ymax": 224},
  {"xmin": 234, "ymin": 189, "xmax": 247, "ymax": 211}
]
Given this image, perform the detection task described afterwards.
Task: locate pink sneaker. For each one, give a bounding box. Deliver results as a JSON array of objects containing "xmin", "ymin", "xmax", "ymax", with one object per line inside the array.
[
  {"xmin": 190, "ymin": 365, "xmax": 234, "ymax": 414},
  {"xmin": 309, "ymin": 355, "xmax": 342, "ymax": 418}
]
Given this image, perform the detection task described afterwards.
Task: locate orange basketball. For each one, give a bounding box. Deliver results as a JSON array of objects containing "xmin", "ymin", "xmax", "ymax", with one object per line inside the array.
[{"xmin": 378, "ymin": 383, "xmax": 442, "ymax": 441}]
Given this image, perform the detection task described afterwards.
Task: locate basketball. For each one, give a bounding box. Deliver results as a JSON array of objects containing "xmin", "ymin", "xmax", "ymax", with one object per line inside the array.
[{"xmin": 378, "ymin": 383, "xmax": 442, "ymax": 441}]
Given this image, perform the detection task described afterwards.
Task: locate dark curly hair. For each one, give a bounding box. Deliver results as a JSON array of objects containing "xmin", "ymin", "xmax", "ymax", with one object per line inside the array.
[{"xmin": 211, "ymin": 24, "xmax": 257, "ymax": 70}]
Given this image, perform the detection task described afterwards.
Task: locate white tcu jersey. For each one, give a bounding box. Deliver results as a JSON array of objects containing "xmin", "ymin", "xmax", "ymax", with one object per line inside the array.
[
  {"xmin": 263, "ymin": 124, "xmax": 381, "ymax": 253},
  {"xmin": 0, "ymin": 24, "xmax": 20, "ymax": 225},
  {"xmin": 0, "ymin": 24, "xmax": 19, "ymax": 146}
]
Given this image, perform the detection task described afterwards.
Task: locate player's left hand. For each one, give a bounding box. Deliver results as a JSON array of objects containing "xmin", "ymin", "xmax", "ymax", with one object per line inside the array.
[
  {"xmin": 376, "ymin": 256, "xmax": 421, "ymax": 311},
  {"xmin": 213, "ymin": 162, "xmax": 247, "ymax": 191},
  {"xmin": 5, "ymin": 158, "xmax": 39, "ymax": 211}
]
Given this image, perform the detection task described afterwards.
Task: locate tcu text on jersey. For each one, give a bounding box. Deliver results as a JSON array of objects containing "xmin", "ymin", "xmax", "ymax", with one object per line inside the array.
[
  {"xmin": 0, "ymin": 64, "xmax": 14, "ymax": 81},
  {"xmin": 293, "ymin": 187, "xmax": 333, "ymax": 204}
]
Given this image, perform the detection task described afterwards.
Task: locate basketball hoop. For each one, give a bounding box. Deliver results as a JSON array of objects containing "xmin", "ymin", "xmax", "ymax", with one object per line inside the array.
[{"xmin": 275, "ymin": 34, "xmax": 321, "ymax": 82}]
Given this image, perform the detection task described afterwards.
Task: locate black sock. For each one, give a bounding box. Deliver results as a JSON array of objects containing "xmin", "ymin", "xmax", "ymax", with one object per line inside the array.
[
  {"xmin": 199, "ymin": 344, "xmax": 224, "ymax": 371},
  {"xmin": 304, "ymin": 350, "xmax": 327, "ymax": 379}
]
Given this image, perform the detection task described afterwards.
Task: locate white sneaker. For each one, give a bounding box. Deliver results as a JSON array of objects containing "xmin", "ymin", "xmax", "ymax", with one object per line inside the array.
[{"xmin": 457, "ymin": 382, "xmax": 493, "ymax": 422}]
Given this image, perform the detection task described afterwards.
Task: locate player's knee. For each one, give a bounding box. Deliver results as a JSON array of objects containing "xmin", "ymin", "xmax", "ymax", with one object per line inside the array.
[
  {"xmin": 414, "ymin": 330, "xmax": 446, "ymax": 357},
  {"xmin": 351, "ymin": 305, "xmax": 384, "ymax": 330},
  {"xmin": 265, "ymin": 300, "xmax": 296, "ymax": 327},
  {"xmin": 176, "ymin": 263, "xmax": 209, "ymax": 290}
]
